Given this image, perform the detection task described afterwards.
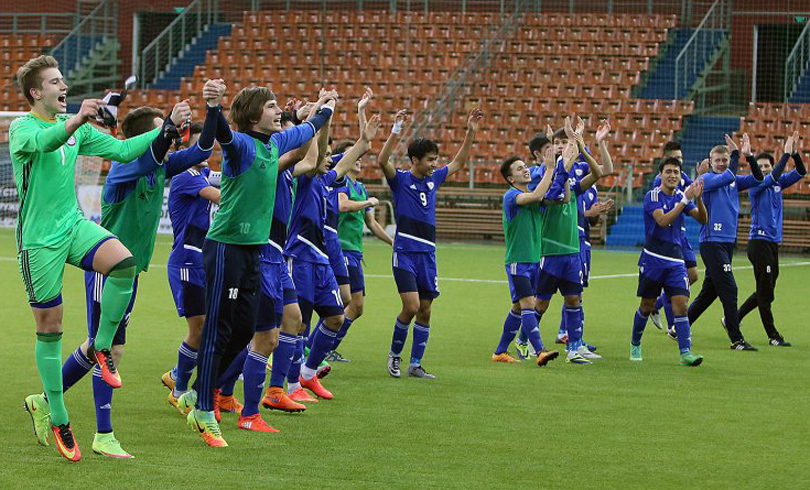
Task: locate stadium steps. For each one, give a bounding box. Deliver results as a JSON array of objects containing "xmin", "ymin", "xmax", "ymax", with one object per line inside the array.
[
  {"xmin": 605, "ymin": 204, "xmax": 701, "ymax": 250},
  {"xmin": 635, "ymin": 28, "xmax": 726, "ymax": 100},
  {"xmin": 149, "ymin": 23, "xmax": 233, "ymax": 90},
  {"xmin": 789, "ymin": 60, "xmax": 810, "ymax": 103},
  {"xmin": 50, "ymin": 34, "xmax": 107, "ymax": 77},
  {"xmin": 679, "ymin": 115, "xmax": 740, "ymax": 170}
]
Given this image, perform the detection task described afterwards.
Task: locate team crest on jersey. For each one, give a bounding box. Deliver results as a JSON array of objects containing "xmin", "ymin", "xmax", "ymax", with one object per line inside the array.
[
  {"xmin": 775, "ymin": 186, "xmax": 782, "ymax": 193},
  {"xmin": 427, "ymin": 182, "xmax": 434, "ymax": 190},
  {"xmin": 67, "ymin": 136, "xmax": 76, "ymax": 146},
  {"xmin": 575, "ymin": 168, "xmax": 584, "ymax": 176}
]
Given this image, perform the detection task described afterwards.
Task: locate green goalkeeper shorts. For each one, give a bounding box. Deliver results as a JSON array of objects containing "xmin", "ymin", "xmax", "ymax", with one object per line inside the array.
[{"xmin": 18, "ymin": 218, "xmax": 115, "ymax": 306}]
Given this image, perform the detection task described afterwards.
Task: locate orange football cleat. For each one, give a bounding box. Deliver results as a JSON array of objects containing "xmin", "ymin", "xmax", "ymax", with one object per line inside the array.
[
  {"xmin": 93, "ymin": 348, "xmax": 121, "ymax": 389},
  {"xmin": 262, "ymin": 387, "xmax": 306, "ymax": 413},
  {"xmin": 536, "ymin": 350, "xmax": 560, "ymax": 367},
  {"xmin": 215, "ymin": 389, "xmax": 243, "ymax": 415},
  {"xmin": 288, "ymin": 387, "xmax": 318, "ymax": 403},
  {"xmin": 238, "ymin": 413, "xmax": 279, "ymax": 433},
  {"xmin": 491, "ymin": 353, "xmax": 520, "ymax": 363},
  {"xmin": 300, "ymin": 375, "xmax": 333, "ymax": 400},
  {"xmin": 52, "ymin": 423, "xmax": 81, "ymax": 462}
]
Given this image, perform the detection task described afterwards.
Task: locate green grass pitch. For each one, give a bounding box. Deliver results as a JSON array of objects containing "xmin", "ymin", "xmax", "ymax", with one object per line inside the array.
[{"xmin": 0, "ymin": 228, "xmax": 808, "ymax": 489}]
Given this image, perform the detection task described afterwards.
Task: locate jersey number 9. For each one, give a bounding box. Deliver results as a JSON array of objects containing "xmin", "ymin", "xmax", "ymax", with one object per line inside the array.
[{"xmin": 419, "ymin": 192, "xmax": 427, "ymax": 207}]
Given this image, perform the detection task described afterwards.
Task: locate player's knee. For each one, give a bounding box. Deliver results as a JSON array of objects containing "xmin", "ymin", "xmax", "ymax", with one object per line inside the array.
[
  {"xmin": 400, "ymin": 303, "xmax": 419, "ymax": 320},
  {"xmin": 517, "ymin": 297, "xmax": 535, "ymax": 310},
  {"xmin": 107, "ymin": 256, "xmax": 137, "ymax": 278},
  {"xmin": 670, "ymin": 297, "xmax": 688, "ymax": 316},
  {"xmin": 563, "ymin": 295, "xmax": 580, "ymax": 308},
  {"xmin": 340, "ymin": 290, "xmax": 352, "ymax": 307},
  {"xmin": 535, "ymin": 299, "xmax": 550, "ymax": 314},
  {"xmin": 324, "ymin": 315, "xmax": 344, "ymax": 331},
  {"xmin": 251, "ymin": 331, "xmax": 274, "ymax": 356},
  {"xmin": 351, "ymin": 302, "xmax": 364, "ymax": 319}
]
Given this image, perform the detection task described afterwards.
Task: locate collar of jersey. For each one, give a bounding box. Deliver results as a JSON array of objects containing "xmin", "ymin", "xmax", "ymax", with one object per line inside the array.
[
  {"xmin": 30, "ymin": 111, "xmax": 57, "ymax": 123},
  {"xmin": 247, "ymin": 130, "xmax": 271, "ymax": 144}
]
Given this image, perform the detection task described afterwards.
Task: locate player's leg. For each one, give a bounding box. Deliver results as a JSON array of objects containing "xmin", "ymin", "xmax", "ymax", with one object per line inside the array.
[
  {"xmin": 405, "ymin": 251, "xmax": 442, "ymax": 378},
  {"xmin": 630, "ymin": 297, "xmax": 657, "ymax": 361},
  {"xmin": 21, "ymin": 239, "xmax": 79, "ymax": 460},
  {"xmin": 495, "ymin": 264, "xmax": 530, "ymax": 361},
  {"xmin": 493, "ymin": 303, "xmax": 522, "ymax": 362},
  {"xmin": 264, "ymin": 296, "xmax": 308, "ymax": 411},
  {"xmin": 670, "ymin": 294, "xmax": 702, "ymax": 366},
  {"xmin": 329, "ymin": 253, "xmax": 365, "ymax": 361},
  {"xmin": 709, "ymin": 243, "xmax": 753, "ymax": 349},
  {"xmin": 390, "ymin": 251, "xmax": 420, "ymax": 378},
  {"xmin": 687, "ymin": 243, "xmax": 721, "ymax": 326},
  {"xmin": 751, "ymin": 241, "xmax": 785, "ymax": 345},
  {"xmin": 238, "ymin": 328, "xmax": 279, "ymax": 433},
  {"xmin": 84, "ymin": 231, "xmax": 138, "ymax": 389},
  {"xmin": 164, "ymin": 266, "xmax": 206, "ymax": 404},
  {"xmin": 300, "ymin": 264, "xmax": 344, "ymax": 398}
]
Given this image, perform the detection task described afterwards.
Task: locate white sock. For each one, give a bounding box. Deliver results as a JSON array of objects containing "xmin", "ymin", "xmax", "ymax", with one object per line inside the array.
[
  {"xmin": 287, "ymin": 381, "xmax": 301, "ymax": 394},
  {"xmin": 300, "ymin": 365, "xmax": 317, "ymax": 380}
]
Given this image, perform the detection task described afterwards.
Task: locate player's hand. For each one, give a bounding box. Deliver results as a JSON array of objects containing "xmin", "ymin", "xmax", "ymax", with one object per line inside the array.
[
  {"xmin": 543, "ymin": 143, "xmax": 554, "ymax": 166},
  {"xmin": 564, "ymin": 116, "xmax": 576, "ymax": 141},
  {"xmin": 575, "ymin": 115, "xmax": 585, "ymax": 136},
  {"xmin": 467, "ymin": 108, "xmax": 483, "ymax": 132},
  {"xmin": 693, "ymin": 179, "xmax": 705, "ymax": 199},
  {"xmin": 394, "ymin": 109, "xmax": 409, "ymax": 125},
  {"xmin": 741, "ymin": 133, "xmax": 752, "ymax": 156},
  {"xmin": 784, "ymin": 133, "xmax": 794, "ymax": 155},
  {"xmin": 684, "ymin": 182, "xmax": 697, "ymax": 200},
  {"xmin": 203, "ymin": 79, "xmax": 225, "ymax": 107},
  {"xmin": 170, "ymin": 99, "xmax": 192, "ymax": 127},
  {"xmin": 724, "ymin": 134, "xmax": 738, "ymax": 152},
  {"xmin": 546, "ymin": 123, "xmax": 554, "ymax": 138},
  {"xmin": 698, "ymin": 158, "xmax": 710, "ymax": 175},
  {"xmin": 362, "ymin": 114, "xmax": 381, "ymax": 142},
  {"xmin": 284, "ymin": 97, "xmax": 301, "ymax": 113},
  {"xmin": 793, "ymin": 130, "xmax": 801, "ymax": 153},
  {"xmin": 298, "ymin": 101, "xmax": 315, "ymax": 121},
  {"xmin": 600, "ymin": 198, "xmax": 615, "ymax": 213},
  {"xmin": 562, "ymin": 140, "xmax": 578, "ymax": 170},
  {"xmin": 358, "ymin": 87, "xmax": 373, "ymax": 111},
  {"xmin": 77, "ymin": 98, "xmax": 105, "ymax": 123},
  {"xmin": 368, "ymin": 197, "xmax": 379, "ymax": 207},
  {"xmin": 595, "ymin": 119, "xmax": 611, "ymax": 144}
]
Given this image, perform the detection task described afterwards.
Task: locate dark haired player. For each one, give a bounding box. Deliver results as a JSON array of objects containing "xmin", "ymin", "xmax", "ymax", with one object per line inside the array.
[
  {"xmin": 629, "ymin": 157, "xmax": 707, "ymax": 365},
  {"xmin": 737, "ymin": 131, "xmax": 806, "ymax": 346},
  {"xmin": 492, "ymin": 149, "xmax": 558, "ymax": 366},
  {"xmin": 379, "ymin": 108, "xmax": 483, "ymax": 379}
]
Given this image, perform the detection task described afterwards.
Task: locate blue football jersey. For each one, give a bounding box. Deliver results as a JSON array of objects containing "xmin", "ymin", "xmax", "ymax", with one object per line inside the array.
[
  {"xmin": 698, "ymin": 171, "xmax": 759, "ymax": 244},
  {"xmin": 642, "ymin": 187, "xmax": 696, "ymax": 261},
  {"xmin": 168, "ymin": 167, "xmax": 213, "ymax": 268},
  {"xmin": 748, "ymin": 170, "xmax": 804, "ymax": 243},
  {"xmin": 284, "ymin": 170, "xmax": 339, "ymax": 264},
  {"xmin": 261, "ymin": 168, "xmax": 295, "ymax": 264},
  {"xmin": 388, "ymin": 166, "xmax": 448, "ymax": 252},
  {"xmin": 652, "ymin": 170, "xmax": 693, "ymax": 191}
]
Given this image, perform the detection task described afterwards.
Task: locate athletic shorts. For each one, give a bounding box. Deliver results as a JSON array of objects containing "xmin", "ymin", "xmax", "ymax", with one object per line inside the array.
[
  {"xmin": 19, "ymin": 218, "xmax": 115, "ymax": 306},
  {"xmin": 288, "ymin": 258, "xmax": 344, "ymax": 326},
  {"xmin": 505, "ymin": 262, "xmax": 541, "ymax": 303},
  {"xmin": 681, "ymin": 236, "xmax": 698, "ymax": 269},
  {"xmin": 85, "ymin": 272, "xmax": 139, "ymax": 346},
  {"xmin": 344, "ymin": 250, "xmax": 365, "ymax": 295},
  {"xmin": 256, "ymin": 260, "xmax": 298, "ymax": 331},
  {"xmin": 167, "ymin": 265, "xmax": 206, "ymax": 318},
  {"xmin": 580, "ymin": 244, "xmax": 592, "ymax": 288},
  {"xmin": 637, "ymin": 254, "xmax": 690, "ymax": 299},
  {"xmin": 326, "ymin": 237, "xmax": 350, "ymax": 286},
  {"xmin": 392, "ymin": 250, "xmax": 440, "ymax": 300},
  {"xmin": 537, "ymin": 253, "xmax": 584, "ymax": 299}
]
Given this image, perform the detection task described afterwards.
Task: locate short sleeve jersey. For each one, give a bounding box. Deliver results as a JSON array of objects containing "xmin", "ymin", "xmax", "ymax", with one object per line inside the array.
[
  {"xmin": 388, "ymin": 166, "xmax": 449, "ymax": 252},
  {"xmin": 642, "ymin": 187, "xmax": 696, "ymax": 260},
  {"xmin": 284, "ymin": 170, "xmax": 339, "ymax": 264},
  {"xmin": 168, "ymin": 167, "xmax": 213, "ymax": 269}
]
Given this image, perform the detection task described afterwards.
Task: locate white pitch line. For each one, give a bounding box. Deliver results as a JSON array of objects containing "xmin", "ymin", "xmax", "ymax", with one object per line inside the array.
[{"xmin": 1, "ymin": 256, "xmax": 809, "ymax": 285}]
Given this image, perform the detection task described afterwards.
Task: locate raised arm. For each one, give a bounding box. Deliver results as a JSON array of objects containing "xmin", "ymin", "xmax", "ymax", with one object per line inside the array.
[
  {"xmin": 199, "ymin": 186, "xmax": 221, "ymax": 205},
  {"xmin": 596, "ymin": 119, "xmax": 614, "ymax": 176},
  {"xmin": 292, "ymin": 132, "xmax": 321, "ymax": 178},
  {"xmin": 516, "ymin": 147, "xmax": 556, "ymax": 205},
  {"xmin": 333, "ymin": 115, "xmax": 381, "ymax": 180},
  {"xmin": 165, "ymin": 100, "xmax": 220, "ymax": 178},
  {"xmin": 273, "ymin": 92, "xmax": 336, "ymax": 157},
  {"xmin": 446, "ymin": 108, "xmax": 483, "ymax": 177},
  {"xmin": 357, "ymin": 87, "xmax": 372, "ymax": 136},
  {"xmin": 687, "ymin": 183, "xmax": 707, "ymax": 224},
  {"xmin": 365, "ymin": 208, "xmax": 394, "ymax": 246},
  {"xmin": 378, "ymin": 109, "xmax": 407, "ymax": 181}
]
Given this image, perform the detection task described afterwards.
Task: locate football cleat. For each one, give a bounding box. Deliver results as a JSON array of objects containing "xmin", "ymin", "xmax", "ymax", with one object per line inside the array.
[
  {"xmin": 629, "ymin": 344, "xmax": 643, "ymax": 361},
  {"xmin": 52, "ymin": 423, "xmax": 81, "ymax": 462},
  {"xmin": 238, "ymin": 413, "xmax": 279, "ymax": 433},
  {"xmin": 514, "ymin": 340, "xmax": 530, "ymax": 359},
  {"xmin": 288, "ymin": 387, "xmax": 318, "ymax": 403},
  {"xmin": 24, "ymin": 393, "xmax": 51, "ymax": 447},
  {"xmin": 491, "ymin": 353, "xmax": 520, "ymax": 363},
  {"xmin": 92, "ymin": 347, "xmax": 121, "ymax": 389},
  {"xmin": 325, "ymin": 350, "xmax": 351, "ymax": 362},
  {"xmin": 666, "ymin": 327, "xmax": 678, "ymax": 341},
  {"xmin": 92, "ymin": 432, "xmax": 134, "ymax": 459},
  {"xmin": 730, "ymin": 340, "xmax": 758, "ymax": 351},
  {"xmin": 566, "ymin": 352, "xmax": 593, "ymax": 365},
  {"xmin": 536, "ymin": 350, "xmax": 560, "ymax": 367},
  {"xmin": 406, "ymin": 364, "xmax": 436, "ymax": 379},
  {"xmin": 679, "ymin": 351, "xmax": 704, "ymax": 366},
  {"xmin": 262, "ymin": 387, "xmax": 306, "ymax": 413},
  {"xmin": 650, "ymin": 309, "xmax": 662, "ymax": 330},
  {"xmin": 555, "ymin": 334, "xmax": 568, "ymax": 345},
  {"xmin": 316, "ymin": 362, "xmax": 332, "ymax": 379},
  {"xmin": 187, "ymin": 409, "xmax": 227, "ymax": 447},
  {"xmin": 215, "ymin": 389, "xmax": 243, "ymax": 415},
  {"xmin": 176, "ymin": 390, "xmax": 197, "ymax": 415},
  {"xmin": 769, "ymin": 337, "xmax": 792, "ymax": 347},
  {"xmin": 388, "ymin": 354, "xmax": 402, "ymax": 378},
  {"xmin": 161, "ymin": 371, "xmax": 176, "ymax": 392},
  {"xmin": 300, "ymin": 375, "xmax": 333, "ymax": 399},
  {"xmin": 576, "ymin": 345, "xmax": 602, "ymax": 360}
]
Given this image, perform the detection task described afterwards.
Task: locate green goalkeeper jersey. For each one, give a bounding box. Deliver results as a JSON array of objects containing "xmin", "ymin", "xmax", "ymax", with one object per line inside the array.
[
  {"xmin": 338, "ymin": 178, "xmax": 368, "ymax": 253},
  {"xmin": 540, "ymin": 198, "xmax": 580, "ymax": 257},
  {"xmin": 502, "ymin": 187, "xmax": 543, "ymax": 264},
  {"xmin": 8, "ymin": 113, "xmax": 159, "ymax": 251}
]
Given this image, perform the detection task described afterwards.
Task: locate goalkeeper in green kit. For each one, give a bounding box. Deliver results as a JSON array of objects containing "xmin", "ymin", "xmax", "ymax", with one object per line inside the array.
[{"xmin": 11, "ymin": 55, "xmax": 159, "ymax": 462}]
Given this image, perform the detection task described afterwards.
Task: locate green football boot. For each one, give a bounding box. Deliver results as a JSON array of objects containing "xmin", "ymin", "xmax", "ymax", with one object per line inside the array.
[{"xmin": 23, "ymin": 393, "xmax": 51, "ymax": 446}]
